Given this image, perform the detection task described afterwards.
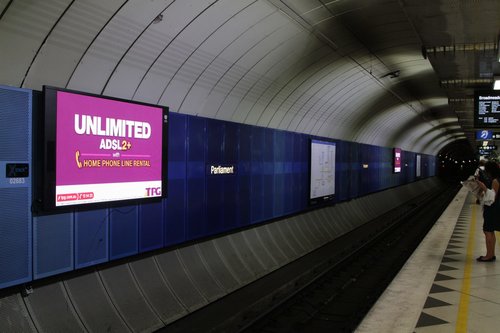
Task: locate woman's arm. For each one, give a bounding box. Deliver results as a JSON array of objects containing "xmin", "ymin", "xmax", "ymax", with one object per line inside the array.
[
  {"xmin": 477, "ymin": 179, "xmax": 488, "ymax": 192},
  {"xmin": 493, "ymin": 179, "xmax": 499, "ymax": 195}
]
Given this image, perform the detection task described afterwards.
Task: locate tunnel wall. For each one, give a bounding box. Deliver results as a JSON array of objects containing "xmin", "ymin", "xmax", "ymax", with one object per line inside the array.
[{"xmin": 0, "ymin": 86, "xmax": 436, "ymax": 290}]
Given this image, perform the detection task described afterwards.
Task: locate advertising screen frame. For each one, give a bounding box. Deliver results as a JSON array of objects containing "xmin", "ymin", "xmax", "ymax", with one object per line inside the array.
[{"xmin": 42, "ymin": 86, "xmax": 168, "ymax": 211}]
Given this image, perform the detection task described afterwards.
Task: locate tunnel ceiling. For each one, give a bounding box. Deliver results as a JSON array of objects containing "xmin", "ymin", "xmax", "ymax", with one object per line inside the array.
[{"xmin": 0, "ymin": 0, "xmax": 498, "ymax": 156}]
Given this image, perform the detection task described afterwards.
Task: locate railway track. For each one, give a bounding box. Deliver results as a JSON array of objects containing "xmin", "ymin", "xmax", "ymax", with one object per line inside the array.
[{"xmin": 239, "ymin": 185, "xmax": 459, "ymax": 333}]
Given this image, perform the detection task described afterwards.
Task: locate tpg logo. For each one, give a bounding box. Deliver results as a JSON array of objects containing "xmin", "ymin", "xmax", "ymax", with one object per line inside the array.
[{"xmin": 145, "ymin": 187, "xmax": 162, "ymax": 197}]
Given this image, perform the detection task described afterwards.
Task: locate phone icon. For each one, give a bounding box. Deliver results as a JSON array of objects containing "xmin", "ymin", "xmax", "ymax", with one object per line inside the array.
[{"xmin": 75, "ymin": 150, "xmax": 82, "ymax": 168}]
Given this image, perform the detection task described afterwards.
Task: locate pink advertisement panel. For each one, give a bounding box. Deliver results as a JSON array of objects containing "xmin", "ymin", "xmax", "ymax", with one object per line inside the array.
[
  {"xmin": 394, "ymin": 148, "xmax": 402, "ymax": 173},
  {"xmin": 55, "ymin": 91, "xmax": 164, "ymax": 204}
]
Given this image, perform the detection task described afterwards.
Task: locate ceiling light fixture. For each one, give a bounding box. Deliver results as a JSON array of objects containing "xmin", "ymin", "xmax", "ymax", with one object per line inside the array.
[{"xmin": 494, "ymin": 76, "xmax": 500, "ymax": 90}]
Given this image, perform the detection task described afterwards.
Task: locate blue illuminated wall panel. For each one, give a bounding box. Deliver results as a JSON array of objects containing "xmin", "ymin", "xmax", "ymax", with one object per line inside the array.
[
  {"xmin": 139, "ymin": 202, "xmax": 164, "ymax": 251},
  {"xmin": 250, "ymin": 126, "xmax": 266, "ymax": 224},
  {"xmin": 0, "ymin": 188, "xmax": 32, "ymax": 288},
  {"xmin": 335, "ymin": 140, "xmax": 350, "ymax": 202},
  {"xmin": 273, "ymin": 130, "xmax": 286, "ymax": 216},
  {"xmin": 186, "ymin": 117, "xmax": 207, "ymax": 238},
  {"xmin": 34, "ymin": 213, "xmax": 73, "ymax": 279},
  {"xmin": 222, "ymin": 122, "xmax": 239, "ymax": 230},
  {"xmin": 262, "ymin": 129, "xmax": 275, "ymax": 221},
  {"xmin": 292, "ymin": 133, "xmax": 308, "ymax": 210},
  {"xmin": 349, "ymin": 142, "xmax": 361, "ymax": 199},
  {"xmin": 110, "ymin": 207, "xmax": 138, "ymax": 260},
  {"xmin": 75, "ymin": 209, "xmax": 109, "ymax": 268},
  {"xmin": 237, "ymin": 125, "xmax": 252, "ymax": 227},
  {"xmin": 165, "ymin": 113, "xmax": 187, "ymax": 246},
  {"xmin": 206, "ymin": 119, "xmax": 227, "ymax": 234},
  {"xmin": 0, "ymin": 86, "xmax": 32, "ymax": 289}
]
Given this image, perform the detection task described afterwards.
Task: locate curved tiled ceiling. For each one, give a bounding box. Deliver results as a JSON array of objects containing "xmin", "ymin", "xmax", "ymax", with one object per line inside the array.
[{"xmin": 1, "ymin": 0, "xmax": 497, "ymax": 156}]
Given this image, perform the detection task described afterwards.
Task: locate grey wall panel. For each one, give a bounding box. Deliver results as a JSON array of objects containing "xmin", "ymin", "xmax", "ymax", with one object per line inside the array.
[
  {"xmin": 155, "ymin": 251, "xmax": 208, "ymax": 312},
  {"xmin": 352, "ymin": 200, "xmax": 369, "ymax": 222},
  {"xmin": 0, "ymin": 294, "xmax": 36, "ymax": 332},
  {"xmin": 177, "ymin": 246, "xmax": 225, "ymax": 302},
  {"xmin": 298, "ymin": 214, "xmax": 325, "ymax": 247},
  {"xmin": 99, "ymin": 265, "xmax": 164, "ymax": 332},
  {"xmin": 337, "ymin": 204, "xmax": 356, "ymax": 231},
  {"xmin": 212, "ymin": 237, "xmax": 254, "ymax": 284},
  {"xmin": 360, "ymin": 199, "xmax": 373, "ymax": 220},
  {"xmin": 228, "ymin": 233, "xmax": 267, "ymax": 278},
  {"xmin": 241, "ymin": 229, "xmax": 279, "ymax": 272},
  {"xmin": 263, "ymin": 223, "xmax": 297, "ymax": 261},
  {"xmin": 279, "ymin": 216, "xmax": 311, "ymax": 252},
  {"xmin": 195, "ymin": 242, "xmax": 240, "ymax": 293},
  {"xmin": 322, "ymin": 207, "xmax": 340, "ymax": 236},
  {"xmin": 65, "ymin": 272, "xmax": 131, "ymax": 332},
  {"xmin": 363, "ymin": 193, "xmax": 380, "ymax": 216},
  {"xmin": 346, "ymin": 201, "xmax": 366, "ymax": 226},
  {"xmin": 276, "ymin": 221, "xmax": 306, "ymax": 257},
  {"xmin": 333, "ymin": 203, "xmax": 354, "ymax": 232},
  {"xmin": 285, "ymin": 217, "xmax": 314, "ymax": 252},
  {"xmin": 254, "ymin": 226, "xmax": 288, "ymax": 265},
  {"xmin": 129, "ymin": 257, "xmax": 188, "ymax": 323},
  {"xmin": 309, "ymin": 211, "xmax": 332, "ymax": 243},
  {"xmin": 319, "ymin": 208, "xmax": 337, "ymax": 237},
  {"xmin": 317, "ymin": 218, "xmax": 335, "ymax": 244},
  {"xmin": 302, "ymin": 215, "xmax": 325, "ymax": 248},
  {"xmin": 24, "ymin": 282, "xmax": 85, "ymax": 333}
]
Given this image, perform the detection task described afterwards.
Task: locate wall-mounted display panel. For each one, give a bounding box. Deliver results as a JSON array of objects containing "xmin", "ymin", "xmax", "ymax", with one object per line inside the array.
[{"xmin": 43, "ymin": 87, "xmax": 168, "ymax": 210}]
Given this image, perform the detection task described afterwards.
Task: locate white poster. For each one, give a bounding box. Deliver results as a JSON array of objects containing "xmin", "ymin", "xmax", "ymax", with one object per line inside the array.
[{"xmin": 310, "ymin": 140, "xmax": 336, "ymax": 200}]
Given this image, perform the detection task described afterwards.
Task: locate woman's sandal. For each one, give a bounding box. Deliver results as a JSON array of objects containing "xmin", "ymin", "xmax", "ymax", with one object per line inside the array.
[{"xmin": 477, "ymin": 256, "xmax": 496, "ymax": 262}]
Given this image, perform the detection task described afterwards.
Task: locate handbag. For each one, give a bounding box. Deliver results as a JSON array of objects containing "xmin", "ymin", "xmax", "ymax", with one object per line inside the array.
[{"xmin": 483, "ymin": 188, "xmax": 496, "ymax": 206}]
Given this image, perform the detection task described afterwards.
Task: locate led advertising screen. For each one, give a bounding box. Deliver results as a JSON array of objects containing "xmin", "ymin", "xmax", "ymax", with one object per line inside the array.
[
  {"xmin": 43, "ymin": 87, "xmax": 168, "ymax": 208},
  {"xmin": 393, "ymin": 148, "xmax": 402, "ymax": 173},
  {"xmin": 474, "ymin": 91, "xmax": 500, "ymax": 128},
  {"xmin": 310, "ymin": 139, "xmax": 336, "ymax": 204}
]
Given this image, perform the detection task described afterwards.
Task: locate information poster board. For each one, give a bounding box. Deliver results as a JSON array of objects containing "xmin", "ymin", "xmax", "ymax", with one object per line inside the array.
[
  {"xmin": 475, "ymin": 91, "xmax": 500, "ymax": 128},
  {"xmin": 310, "ymin": 139, "xmax": 336, "ymax": 204}
]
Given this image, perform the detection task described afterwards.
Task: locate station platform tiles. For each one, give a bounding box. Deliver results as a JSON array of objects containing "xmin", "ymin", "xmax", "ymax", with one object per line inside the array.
[{"xmin": 355, "ymin": 186, "xmax": 500, "ymax": 333}]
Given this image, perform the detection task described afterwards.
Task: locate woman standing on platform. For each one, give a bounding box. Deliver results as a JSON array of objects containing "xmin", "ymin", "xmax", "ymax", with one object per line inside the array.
[{"xmin": 476, "ymin": 161, "xmax": 500, "ymax": 262}]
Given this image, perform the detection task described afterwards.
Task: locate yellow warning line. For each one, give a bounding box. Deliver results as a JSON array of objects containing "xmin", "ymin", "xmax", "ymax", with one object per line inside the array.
[{"xmin": 455, "ymin": 204, "xmax": 476, "ymax": 333}]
